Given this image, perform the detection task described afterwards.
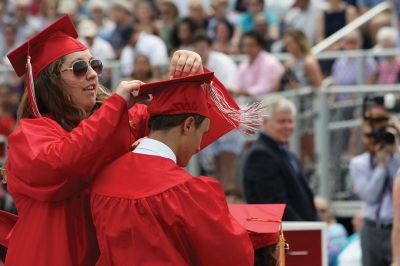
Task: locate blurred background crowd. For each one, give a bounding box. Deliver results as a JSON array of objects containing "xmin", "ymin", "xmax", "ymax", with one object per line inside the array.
[{"xmin": 1, "ymin": 0, "xmax": 400, "ymax": 265}]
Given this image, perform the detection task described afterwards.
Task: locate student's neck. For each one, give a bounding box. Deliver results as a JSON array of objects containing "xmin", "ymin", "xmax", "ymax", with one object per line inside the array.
[{"xmin": 148, "ymin": 130, "xmax": 180, "ymax": 158}]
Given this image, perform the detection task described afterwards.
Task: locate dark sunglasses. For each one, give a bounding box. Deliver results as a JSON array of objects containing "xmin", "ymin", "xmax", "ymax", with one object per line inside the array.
[{"xmin": 61, "ymin": 59, "xmax": 103, "ymax": 77}]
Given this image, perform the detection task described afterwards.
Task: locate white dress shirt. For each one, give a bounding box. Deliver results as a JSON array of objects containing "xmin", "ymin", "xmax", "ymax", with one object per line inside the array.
[{"xmin": 133, "ymin": 138, "xmax": 177, "ymax": 163}]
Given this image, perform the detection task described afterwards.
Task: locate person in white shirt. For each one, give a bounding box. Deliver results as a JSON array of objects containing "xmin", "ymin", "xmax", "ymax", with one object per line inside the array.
[{"xmin": 119, "ymin": 27, "xmax": 169, "ymax": 77}]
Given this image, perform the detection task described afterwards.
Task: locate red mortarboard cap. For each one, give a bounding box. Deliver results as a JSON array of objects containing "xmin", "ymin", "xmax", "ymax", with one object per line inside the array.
[
  {"xmin": 7, "ymin": 14, "xmax": 87, "ymax": 118},
  {"xmin": 7, "ymin": 14, "xmax": 87, "ymax": 78},
  {"xmin": 139, "ymin": 72, "xmax": 247, "ymax": 149},
  {"xmin": 229, "ymin": 204, "xmax": 286, "ymax": 250},
  {"xmin": 143, "ymin": 72, "xmax": 214, "ymax": 118}
]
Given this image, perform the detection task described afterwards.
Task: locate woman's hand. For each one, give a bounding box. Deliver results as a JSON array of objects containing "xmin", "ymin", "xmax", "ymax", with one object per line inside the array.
[
  {"xmin": 169, "ymin": 50, "xmax": 203, "ymax": 78},
  {"xmin": 115, "ymin": 80, "xmax": 145, "ymax": 108}
]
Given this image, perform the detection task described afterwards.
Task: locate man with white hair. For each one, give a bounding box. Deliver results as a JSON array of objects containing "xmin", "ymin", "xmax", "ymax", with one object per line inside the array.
[{"xmin": 243, "ymin": 95, "xmax": 318, "ymax": 221}]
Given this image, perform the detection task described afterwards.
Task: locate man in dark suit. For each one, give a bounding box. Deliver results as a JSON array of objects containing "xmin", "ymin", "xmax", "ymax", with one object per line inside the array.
[{"xmin": 243, "ymin": 96, "xmax": 317, "ymax": 221}]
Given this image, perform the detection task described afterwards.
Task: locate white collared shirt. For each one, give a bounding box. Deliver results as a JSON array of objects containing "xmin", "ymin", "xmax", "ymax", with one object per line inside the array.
[{"xmin": 132, "ymin": 138, "xmax": 177, "ymax": 163}]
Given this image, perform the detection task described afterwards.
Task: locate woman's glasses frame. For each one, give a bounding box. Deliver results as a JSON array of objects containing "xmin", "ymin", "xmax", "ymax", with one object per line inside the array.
[{"xmin": 61, "ymin": 59, "xmax": 103, "ymax": 77}]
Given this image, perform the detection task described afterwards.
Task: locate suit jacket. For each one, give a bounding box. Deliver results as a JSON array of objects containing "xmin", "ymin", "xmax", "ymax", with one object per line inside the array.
[{"xmin": 243, "ymin": 133, "xmax": 318, "ymax": 221}]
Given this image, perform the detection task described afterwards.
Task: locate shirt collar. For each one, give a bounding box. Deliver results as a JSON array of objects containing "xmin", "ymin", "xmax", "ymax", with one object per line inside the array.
[{"xmin": 133, "ymin": 138, "xmax": 177, "ymax": 163}]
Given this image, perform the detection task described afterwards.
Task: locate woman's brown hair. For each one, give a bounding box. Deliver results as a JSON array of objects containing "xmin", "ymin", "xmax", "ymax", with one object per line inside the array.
[
  {"xmin": 284, "ymin": 28, "xmax": 311, "ymax": 55},
  {"xmin": 17, "ymin": 57, "xmax": 110, "ymax": 131}
]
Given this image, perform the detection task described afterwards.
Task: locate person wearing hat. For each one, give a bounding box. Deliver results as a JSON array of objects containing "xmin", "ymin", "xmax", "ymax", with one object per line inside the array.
[
  {"xmin": 229, "ymin": 204, "xmax": 287, "ymax": 266},
  {"xmin": 90, "ymin": 72, "xmax": 263, "ymax": 265},
  {"xmin": 77, "ymin": 19, "xmax": 115, "ymax": 62},
  {"xmin": 2, "ymin": 14, "xmax": 204, "ymax": 266}
]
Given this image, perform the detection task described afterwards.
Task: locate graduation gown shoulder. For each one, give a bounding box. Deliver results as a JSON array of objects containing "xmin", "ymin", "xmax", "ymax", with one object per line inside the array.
[{"xmin": 91, "ymin": 153, "xmax": 254, "ymax": 266}]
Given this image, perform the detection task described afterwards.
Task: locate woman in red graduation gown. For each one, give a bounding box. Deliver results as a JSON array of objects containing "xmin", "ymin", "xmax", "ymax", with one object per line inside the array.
[{"xmin": 3, "ymin": 15, "xmax": 202, "ymax": 266}]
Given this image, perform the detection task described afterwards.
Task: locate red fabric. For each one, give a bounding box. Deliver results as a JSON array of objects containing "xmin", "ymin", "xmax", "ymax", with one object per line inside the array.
[
  {"xmin": 0, "ymin": 210, "xmax": 17, "ymax": 247},
  {"xmin": 229, "ymin": 204, "xmax": 285, "ymax": 249},
  {"xmin": 0, "ymin": 116, "xmax": 16, "ymax": 136},
  {"xmin": 7, "ymin": 15, "xmax": 86, "ymax": 78},
  {"xmin": 90, "ymin": 153, "xmax": 254, "ymax": 266},
  {"xmin": 3, "ymin": 94, "xmax": 145, "ymax": 266}
]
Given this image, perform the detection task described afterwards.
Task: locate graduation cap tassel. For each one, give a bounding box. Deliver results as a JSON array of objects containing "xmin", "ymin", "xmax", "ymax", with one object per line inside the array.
[
  {"xmin": 209, "ymin": 81, "xmax": 265, "ymax": 134},
  {"xmin": 26, "ymin": 55, "xmax": 41, "ymax": 118},
  {"xmin": 278, "ymin": 230, "xmax": 286, "ymax": 266}
]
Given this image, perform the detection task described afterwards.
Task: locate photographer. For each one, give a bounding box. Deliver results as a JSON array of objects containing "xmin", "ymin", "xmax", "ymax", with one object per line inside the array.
[{"xmin": 350, "ymin": 105, "xmax": 400, "ymax": 266}]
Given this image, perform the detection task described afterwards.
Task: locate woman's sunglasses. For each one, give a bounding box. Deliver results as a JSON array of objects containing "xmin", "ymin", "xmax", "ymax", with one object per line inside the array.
[{"xmin": 61, "ymin": 59, "xmax": 103, "ymax": 77}]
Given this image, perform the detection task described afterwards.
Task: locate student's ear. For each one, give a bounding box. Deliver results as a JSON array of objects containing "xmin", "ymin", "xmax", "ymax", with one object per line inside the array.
[{"xmin": 182, "ymin": 116, "xmax": 196, "ymax": 135}]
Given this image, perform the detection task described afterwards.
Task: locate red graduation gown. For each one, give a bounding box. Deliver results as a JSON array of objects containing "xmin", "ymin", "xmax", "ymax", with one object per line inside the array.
[
  {"xmin": 90, "ymin": 152, "xmax": 254, "ymax": 266},
  {"xmin": 5, "ymin": 94, "xmax": 147, "ymax": 266}
]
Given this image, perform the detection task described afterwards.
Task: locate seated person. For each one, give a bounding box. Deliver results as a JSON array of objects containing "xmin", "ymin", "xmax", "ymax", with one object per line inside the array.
[{"xmin": 90, "ymin": 72, "xmax": 256, "ymax": 265}]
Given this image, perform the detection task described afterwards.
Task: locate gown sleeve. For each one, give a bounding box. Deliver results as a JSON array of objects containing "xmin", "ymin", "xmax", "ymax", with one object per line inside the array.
[
  {"xmin": 7, "ymin": 94, "xmax": 133, "ymax": 201},
  {"xmin": 175, "ymin": 177, "xmax": 254, "ymax": 266},
  {"xmin": 128, "ymin": 103, "xmax": 149, "ymax": 140}
]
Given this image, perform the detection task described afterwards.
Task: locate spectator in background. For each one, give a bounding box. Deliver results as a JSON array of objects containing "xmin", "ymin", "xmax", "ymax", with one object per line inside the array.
[
  {"xmin": 283, "ymin": 0, "xmax": 320, "ymax": 44},
  {"xmin": 77, "ymin": 19, "xmax": 115, "ymax": 62},
  {"xmin": 130, "ymin": 54, "xmax": 155, "ymax": 83},
  {"xmin": 37, "ymin": 0, "xmax": 60, "ymax": 28},
  {"xmin": 332, "ymin": 30, "xmax": 377, "ymax": 90},
  {"xmin": 207, "ymin": 0, "xmax": 234, "ymax": 41},
  {"xmin": 0, "ymin": 23, "xmax": 20, "ymax": 63},
  {"xmin": 282, "ymin": 28, "xmax": 323, "ymax": 169},
  {"xmin": 283, "ymin": 28, "xmax": 323, "ymax": 90},
  {"xmin": 314, "ymin": 196, "xmax": 348, "ymax": 266},
  {"xmin": 171, "ymin": 17, "xmax": 197, "ymax": 51},
  {"xmin": 374, "ymin": 27, "xmax": 400, "ymax": 85},
  {"xmin": 109, "ymin": 0, "xmax": 134, "ymax": 58},
  {"xmin": 155, "ymin": 0, "xmax": 179, "ymax": 54},
  {"xmin": 251, "ymin": 13, "xmax": 275, "ymax": 52},
  {"xmin": 337, "ymin": 208, "xmax": 364, "ymax": 266},
  {"xmin": 238, "ymin": 0, "xmax": 279, "ymax": 40},
  {"xmin": 212, "ymin": 18, "xmax": 238, "ymax": 54},
  {"xmin": 120, "ymin": 26, "xmax": 169, "ymax": 77},
  {"xmin": 243, "ymin": 96, "xmax": 318, "ymax": 221},
  {"xmin": 134, "ymin": 0, "xmax": 159, "ymax": 35},
  {"xmin": 234, "ymin": 31, "xmax": 284, "ymax": 96},
  {"xmin": 316, "ymin": 0, "xmax": 357, "ymax": 44},
  {"xmin": 188, "ymin": 0, "xmax": 209, "ymax": 31},
  {"xmin": 193, "ymin": 32, "xmax": 245, "ymax": 190},
  {"xmin": 350, "ymin": 107, "xmax": 400, "ymax": 266},
  {"xmin": 13, "ymin": 0, "xmax": 42, "ymax": 43},
  {"xmin": 88, "ymin": 0, "xmax": 116, "ymax": 43}
]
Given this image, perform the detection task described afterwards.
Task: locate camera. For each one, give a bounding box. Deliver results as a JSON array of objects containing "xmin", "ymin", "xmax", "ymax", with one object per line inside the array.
[{"xmin": 368, "ymin": 126, "xmax": 396, "ymax": 145}]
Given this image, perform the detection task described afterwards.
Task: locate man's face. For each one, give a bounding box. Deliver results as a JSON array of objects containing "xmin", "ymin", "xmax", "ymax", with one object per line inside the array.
[
  {"xmin": 263, "ymin": 110, "xmax": 294, "ymax": 144},
  {"xmin": 242, "ymin": 36, "xmax": 261, "ymax": 59},
  {"xmin": 177, "ymin": 117, "xmax": 210, "ymax": 167}
]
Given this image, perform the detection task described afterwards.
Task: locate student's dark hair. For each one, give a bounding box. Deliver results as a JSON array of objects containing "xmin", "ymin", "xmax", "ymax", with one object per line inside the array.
[
  {"xmin": 149, "ymin": 114, "xmax": 206, "ymax": 131},
  {"xmin": 193, "ymin": 30, "xmax": 212, "ymax": 46},
  {"xmin": 242, "ymin": 31, "xmax": 265, "ymax": 47},
  {"xmin": 254, "ymin": 245, "xmax": 277, "ymax": 266}
]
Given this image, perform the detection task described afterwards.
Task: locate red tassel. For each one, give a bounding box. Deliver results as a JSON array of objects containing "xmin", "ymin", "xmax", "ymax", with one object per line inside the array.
[{"xmin": 26, "ymin": 56, "xmax": 41, "ymax": 118}]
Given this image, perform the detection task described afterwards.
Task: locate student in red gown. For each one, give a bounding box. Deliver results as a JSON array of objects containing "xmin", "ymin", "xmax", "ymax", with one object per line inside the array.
[
  {"xmin": 90, "ymin": 72, "xmax": 256, "ymax": 266},
  {"xmin": 2, "ymin": 14, "xmax": 203, "ymax": 265},
  {"xmin": 229, "ymin": 204, "xmax": 287, "ymax": 266}
]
